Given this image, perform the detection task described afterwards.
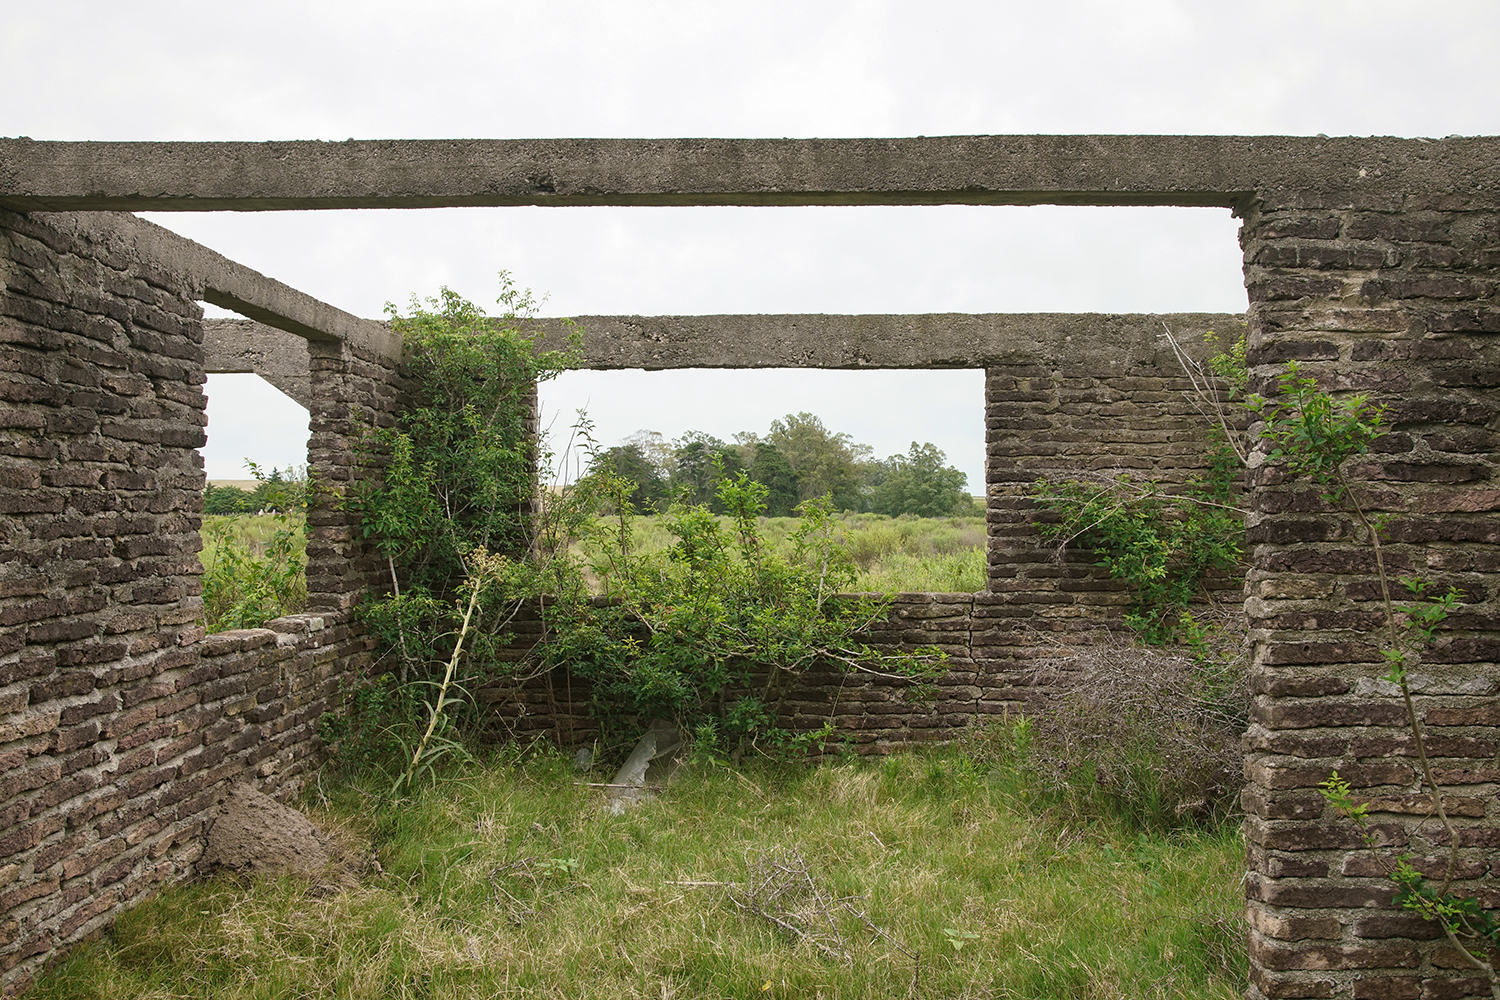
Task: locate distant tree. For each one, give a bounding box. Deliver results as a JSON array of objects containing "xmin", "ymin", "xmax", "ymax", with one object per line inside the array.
[
  {"xmin": 246, "ymin": 465, "xmax": 306, "ymax": 514},
  {"xmin": 748, "ymin": 442, "xmax": 800, "ymax": 517},
  {"xmin": 620, "ymin": 429, "xmax": 673, "ymax": 480},
  {"xmin": 670, "ymin": 432, "xmax": 733, "ymax": 507},
  {"xmin": 203, "ymin": 465, "xmax": 306, "ymax": 515},
  {"xmin": 765, "ymin": 412, "xmax": 871, "ymax": 511},
  {"xmin": 867, "ymin": 442, "xmax": 974, "ymax": 518},
  {"xmin": 203, "ymin": 484, "xmax": 253, "ymax": 515},
  {"xmin": 592, "ymin": 443, "xmax": 669, "ymax": 510}
]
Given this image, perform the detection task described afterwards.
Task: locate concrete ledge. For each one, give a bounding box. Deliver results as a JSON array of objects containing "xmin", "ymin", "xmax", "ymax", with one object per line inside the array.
[
  {"xmin": 3, "ymin": 135, "xmax": 1497, "ymax": 212},
  {"xmin": 203, "ymin": 319, "xmax": 312, "ymax": 407},
  {"xmin": 37, "ymin": 212, "xmax": 402, "ymax": 361},
  {"xmin": 527, "ymin": 311, "xmax": 1247, "ymax": 369}
]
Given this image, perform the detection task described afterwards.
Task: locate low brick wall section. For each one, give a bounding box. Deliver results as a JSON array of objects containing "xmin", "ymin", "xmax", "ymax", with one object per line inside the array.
[
  {"xmin": 0, "ymin": 610, "xmax": 373, "ymax": 992},
  {"xmin": 475, "ymin": 593, "xmax": 1090, "ymax": 753}
]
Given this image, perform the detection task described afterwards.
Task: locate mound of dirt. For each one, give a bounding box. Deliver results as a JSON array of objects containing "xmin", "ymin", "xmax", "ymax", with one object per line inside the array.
[{"xmin": 201, "ymin": 783, "xmax": 332, "ymax": 877}]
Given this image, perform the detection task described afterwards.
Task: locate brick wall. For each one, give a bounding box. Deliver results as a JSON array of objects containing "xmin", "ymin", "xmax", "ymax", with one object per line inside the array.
[
  {"xmin": 1240, "ymin": 202, "xmax": 1500, "ymax": 998},
  {"xmin": 0, "ymin": 211, "xmax": 393, "ymax": 995},
  {"xmin": 980, "ymin": 332, "xmax": 1243, "ymax": 706},
  {"xmin": 475, "ymin": 591, "xmax": 1114, "ymax": 755},
  {"xmin": 304, "ymin": 337, "xmax": 408, "ymax": 609}
]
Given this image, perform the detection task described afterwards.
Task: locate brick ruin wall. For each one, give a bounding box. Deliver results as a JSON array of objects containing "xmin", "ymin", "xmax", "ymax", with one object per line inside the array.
[
  {"xmin": 479, "ymin": 346, "xmax": 1239, "ymax": 752},
  {"xmin": 0, "ymin": 209, "xmax": 402, "ymax": 994},
  {"xmin": 1239, "ymin": 203, "xmax": 1500, "ymax": 998}
]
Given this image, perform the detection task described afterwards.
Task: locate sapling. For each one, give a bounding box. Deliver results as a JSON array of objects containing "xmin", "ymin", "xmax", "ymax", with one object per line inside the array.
[{"xmin": 1255, "ymin": 362, "xmax": 1498, "ymax": 992}]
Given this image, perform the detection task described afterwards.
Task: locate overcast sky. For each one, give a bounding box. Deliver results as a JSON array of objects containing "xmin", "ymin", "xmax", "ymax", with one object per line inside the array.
[{"xmin": 7, "ymin": 1, "xmax": 1500, "ymax": 490}]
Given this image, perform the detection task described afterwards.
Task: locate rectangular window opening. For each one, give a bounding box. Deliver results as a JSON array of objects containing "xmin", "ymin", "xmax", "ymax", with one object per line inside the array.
[{"xmin": 538, "ymin": 367, "xmax": 988, "ymax": 596}]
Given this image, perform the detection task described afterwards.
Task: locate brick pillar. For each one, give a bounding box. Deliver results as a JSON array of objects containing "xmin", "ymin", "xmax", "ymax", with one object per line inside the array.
[
  {"xmin": 1241, "ymin": 203, "xmax": 1500, "ymax": 998},
  {"xmin": 304, "ymin": 337, "xmax": 407, "ymax": 610}
]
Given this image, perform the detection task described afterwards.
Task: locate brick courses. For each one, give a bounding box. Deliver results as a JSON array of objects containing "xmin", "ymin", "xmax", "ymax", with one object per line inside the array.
[
  {"xmin": 0, "ymin": 211, "xmax": 389, "ymax": 995},
  {"xmin": 1241, "ymin": 200, "xmax": 1500, "ymax": 998}
]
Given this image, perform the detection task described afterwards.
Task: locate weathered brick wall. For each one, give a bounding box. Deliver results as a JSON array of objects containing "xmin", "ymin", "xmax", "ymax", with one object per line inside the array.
[
  {"xmin": 1240, "ymin": 202, "xmax": 1500, "ymax": 998},
  {"xmin": 0, "ymin": 211, "xmax": 393, "ymax": 995},
  {"xmin": 304, "ymin": 336, "xmax": 408, "ymax": 609},
  {"xmin": 981, "ymin": 332, "xmax": 1242, "ymax": 703},
  {"xmin": 477, "ymin": 592, "xmax": 1098, "ymax": 755}
]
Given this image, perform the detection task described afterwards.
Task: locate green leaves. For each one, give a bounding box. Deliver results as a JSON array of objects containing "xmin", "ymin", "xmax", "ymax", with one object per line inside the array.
[
  {"xmin": 547, "ymin": 474, "xmax": 944, "ymax": 749},
  {"xmin": 1250, "ymin": 361, "xmax": 1386, "ymax": 506},
  {"xmin": 1033, "ymin": 472, "xmax": 1244, "ymax": 645}
]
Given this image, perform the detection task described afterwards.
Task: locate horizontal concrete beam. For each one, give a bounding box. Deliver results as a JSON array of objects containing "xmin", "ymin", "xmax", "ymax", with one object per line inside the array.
[
  {"xmin": 40, "ymin": 212, "xmax": 402, "ymax": 360},
  {"xmin": 203, "ymin": 319, "xmax": 311, "ymax": 407},
  {"xmin": 529, "ymin": 312, "xmax": 1246, "ymax": 370},
  {"xmin": 4, "ymin": 135, "xmax": 1497, "ymax": 212}
]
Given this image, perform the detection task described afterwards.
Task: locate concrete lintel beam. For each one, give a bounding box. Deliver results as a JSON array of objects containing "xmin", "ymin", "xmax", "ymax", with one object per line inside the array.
[
  {"xmin": 4, "ymin": 135, "xmax": 1496, "ymax": 212},
  {"xmin": 203, "ymin": 318, "xmax": 312, "ymax": 408},
  {"xmin": 38, "ymin": 212, "xmax": 402, "ymax": 360},
  {"xmin": 528, "ymin": 312, "xmax": 1247, "ymax": 370}
]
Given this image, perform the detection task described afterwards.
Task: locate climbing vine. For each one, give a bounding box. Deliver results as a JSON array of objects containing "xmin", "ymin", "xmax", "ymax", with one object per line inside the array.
[{"xmin": 1256, "ymin": 364, "xmax": 1497, "ymax": 993}]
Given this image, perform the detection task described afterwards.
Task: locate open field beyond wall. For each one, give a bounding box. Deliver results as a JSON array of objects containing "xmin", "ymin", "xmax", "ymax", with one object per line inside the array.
[
  {"xmin": 33, "ymin": 749, "xmax": 1246, "ymax": 1000},
  {"xmin": 203, "ymin": 512, "xmax": 990, "ymax": 621},
  {"xmin": 572, "ymin": 512, "xmax": 989, "ymax": 595}
]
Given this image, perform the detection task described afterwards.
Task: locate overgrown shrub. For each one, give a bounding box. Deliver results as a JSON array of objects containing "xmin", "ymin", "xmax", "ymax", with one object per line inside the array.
[
  {"xmin": 962, "ymin": 619, "xmax": 1249, "ymax": 831},
  {"xmin": 199, "ymin": 468, "xmax": 308, "ymax": 632},
  {"xmin": 200, "ymin": 515, "xmax": 307, "ymax": 631},
  {"xmin": 540, "ymin": 472, "xmax": 946, "ymax": 753},
  {"xmin": 338, "ymin": 284, "xmax": 944, "ymax": 786}
]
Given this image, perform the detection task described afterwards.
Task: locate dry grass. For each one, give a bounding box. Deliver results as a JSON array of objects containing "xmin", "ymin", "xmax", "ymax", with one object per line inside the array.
[
  {"xmin": 972, "ymin": 618, "xmax": 1250, "ymax": 830},
  {"xmin": 36, "ymin": 749, "xmax": 1246, "ymax": 999}
]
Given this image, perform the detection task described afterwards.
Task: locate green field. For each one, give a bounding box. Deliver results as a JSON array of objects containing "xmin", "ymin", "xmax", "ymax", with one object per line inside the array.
[
  {"xmin": 574, "ymin": 512, "xmax": 989, "ymax": 594},
  {"xmin": 198, "ymin": 512, "xmax": 988, "ymax": 635},
  {"xmin": 35, "ymin": 747, "xmax": 1246, "ymax": 999},
  {"xmin": 199, "ymin": 513, "xmax": 308, "ymax": 632}
]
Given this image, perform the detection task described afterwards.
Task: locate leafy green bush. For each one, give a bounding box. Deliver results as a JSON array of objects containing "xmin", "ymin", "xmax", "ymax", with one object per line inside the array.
[
  {"xmin": 332, "ymin": 282, "xmax": 580, "ymax": 785},
  {"xmin": 340, "ymin": 284, "xmax": 944, "ymax": 783},
  {"xmin": 1032, "ymin": 465, "xmax": 1243, "ymax": 642},
  {"xmin": 199, "ymin": 513, "xmax": 307, "ymax": 631},
  {"xmin": 199, "ymin": 465, "xmax": 309, "ymax": 632},
  {"xmin": 540, "ymin": 472, "xmax": 946, "ymax": 750}
]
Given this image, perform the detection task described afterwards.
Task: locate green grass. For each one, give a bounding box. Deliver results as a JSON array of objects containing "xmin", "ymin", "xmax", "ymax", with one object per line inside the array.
[
  {"xmin": 36, "ymin": 749, "xmax": 1246, "ymax": 999},
  {"xmin": 200, "ymin": 513, "xmax": 307, "ymax": 565},
  {"xmin": 576, "ymin": 513, "xmax": 989, "ymax": 594}
]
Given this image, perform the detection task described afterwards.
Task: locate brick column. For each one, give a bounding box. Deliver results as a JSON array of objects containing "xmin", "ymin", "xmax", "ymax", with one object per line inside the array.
[
  {"xmin": 304, "ymin": 338, "xmax": 407, "ymax": 610},
  {"xmin": 1241, "ymin": 202, "xmax": 1500, "ymax": 998}
]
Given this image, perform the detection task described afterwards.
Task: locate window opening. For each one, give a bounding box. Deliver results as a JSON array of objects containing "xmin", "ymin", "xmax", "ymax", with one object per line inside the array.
[
  {"xmin": 197, "ymin": 371, "xmax": 311, "ymax": 633},
  {"xmin": 540, "ymin": 367, "xmax": 987, "ymax": 595}
]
